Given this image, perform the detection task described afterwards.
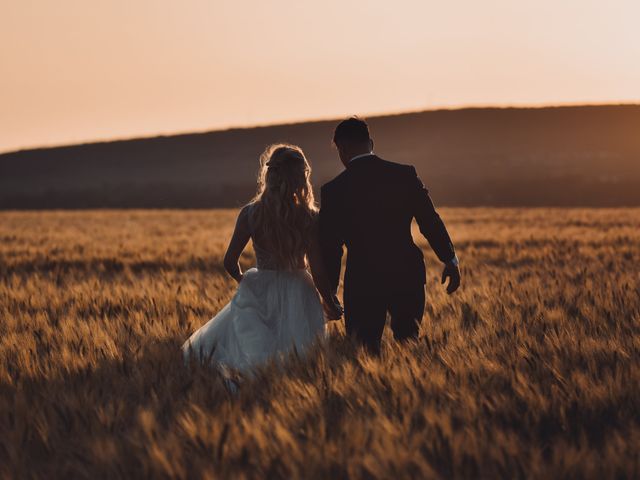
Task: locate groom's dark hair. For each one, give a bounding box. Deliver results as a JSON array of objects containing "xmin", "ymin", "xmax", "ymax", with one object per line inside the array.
[{"xmin": 333, "ymin": 117, "xmax": 371, "ymax": 147}]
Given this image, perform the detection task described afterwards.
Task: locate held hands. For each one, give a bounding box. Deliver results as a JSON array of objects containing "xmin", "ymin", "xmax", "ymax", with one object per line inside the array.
[
  {"xmin": 441, "ymin": 261, "xmax": 461, "ymax": 294},
  {"xmin": 322, "ymin": 294, "xmax": 344, "ymax": 321}
]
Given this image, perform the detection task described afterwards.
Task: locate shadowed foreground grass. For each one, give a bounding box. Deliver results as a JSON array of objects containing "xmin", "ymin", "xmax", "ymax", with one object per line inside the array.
[{"xmin": 0, "ymin": 209, "xmax": 639, "ymax": 479}]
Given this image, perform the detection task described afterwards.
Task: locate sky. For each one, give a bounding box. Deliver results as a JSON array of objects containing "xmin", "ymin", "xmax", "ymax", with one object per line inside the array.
[{"xmin": 1, "ymin": 0, "xmax": 639, "ymax": 153}]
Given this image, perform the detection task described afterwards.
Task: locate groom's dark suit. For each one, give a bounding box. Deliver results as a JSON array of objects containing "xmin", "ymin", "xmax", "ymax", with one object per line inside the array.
[{"xmin": 320, "ymin": 155, "xmax": 456, "ymax": 351}]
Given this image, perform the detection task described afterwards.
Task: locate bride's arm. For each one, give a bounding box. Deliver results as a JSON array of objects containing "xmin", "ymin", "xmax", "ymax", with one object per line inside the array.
[
  {"xmin": 223, "ymin": 206, "xmax": 251, "ymax": 283},
  {"xmin": 307, "ymin": 218, "xmax": 343, "ymax": 320}
]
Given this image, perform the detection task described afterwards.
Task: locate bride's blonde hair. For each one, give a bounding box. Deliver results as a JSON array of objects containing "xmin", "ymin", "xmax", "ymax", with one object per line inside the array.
[{"xmin": 250, "ymin": 144, "xmax": 318, "ymax": 269}]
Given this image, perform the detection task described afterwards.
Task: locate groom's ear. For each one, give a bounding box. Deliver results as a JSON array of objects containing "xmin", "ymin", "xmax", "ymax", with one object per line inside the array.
[{"xmin": 369, "ymin": 139, "xmax": 374, "ymax": 151}]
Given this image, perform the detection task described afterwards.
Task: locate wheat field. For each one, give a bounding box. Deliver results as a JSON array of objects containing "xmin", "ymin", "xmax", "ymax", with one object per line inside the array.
[{"xmin": 0, "ymin": 209, "xmax": 638, "ymax": 479}]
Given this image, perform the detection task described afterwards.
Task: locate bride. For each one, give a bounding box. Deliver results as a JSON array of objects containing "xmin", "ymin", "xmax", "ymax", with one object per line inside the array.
[{"xmin": 182, "ymin": 144, "xmax": 342, "ymax": 372}]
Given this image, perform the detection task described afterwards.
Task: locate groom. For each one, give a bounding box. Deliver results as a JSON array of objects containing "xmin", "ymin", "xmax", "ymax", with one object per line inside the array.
[{"xmin": 320, "ymin": 117, "xmax": 460, "ymax": 354}]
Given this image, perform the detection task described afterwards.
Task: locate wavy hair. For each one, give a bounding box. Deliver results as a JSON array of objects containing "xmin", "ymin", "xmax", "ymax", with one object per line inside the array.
[{"xmin": 249, "ymin": 144, "xmax": 318, "ymax": 270}]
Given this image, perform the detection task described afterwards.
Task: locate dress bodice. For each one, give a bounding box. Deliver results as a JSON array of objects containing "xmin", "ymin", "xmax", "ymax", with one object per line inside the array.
[
  {"xmin": 252, "ymin": 241, "xmax": 281, "ymax": 270},
  {"xmin": 245, "ymin": 203, "xmax": 306, "ymax": 270}
]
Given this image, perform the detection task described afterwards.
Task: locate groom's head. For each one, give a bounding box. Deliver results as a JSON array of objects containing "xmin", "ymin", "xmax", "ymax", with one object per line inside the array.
[{"xmin": 333, "ymin": 117, "xmax": 374, "ymax": 167}]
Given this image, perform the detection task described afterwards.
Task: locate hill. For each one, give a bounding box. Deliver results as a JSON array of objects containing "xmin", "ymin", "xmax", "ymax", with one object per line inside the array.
[{"xmin": 1, "ymin": 105, "xmax": 639, "ymax": 208}]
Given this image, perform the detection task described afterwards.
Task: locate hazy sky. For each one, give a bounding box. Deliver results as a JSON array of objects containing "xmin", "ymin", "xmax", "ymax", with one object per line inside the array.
[{"xmin": 1, "ymin": 0, "xmax": 639, "ymax": 153}]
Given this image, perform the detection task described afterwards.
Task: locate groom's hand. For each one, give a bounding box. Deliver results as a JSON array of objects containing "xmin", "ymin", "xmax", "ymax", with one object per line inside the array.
[{"xmin": 441, "ymin": 260, "xmax": 461, "ymax": 295}]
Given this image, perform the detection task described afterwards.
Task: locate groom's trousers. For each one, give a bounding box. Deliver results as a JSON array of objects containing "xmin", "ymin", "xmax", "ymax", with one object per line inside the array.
[{"xmin": 343, "ymin": 282, "xmax": 426, "ymax": 354}]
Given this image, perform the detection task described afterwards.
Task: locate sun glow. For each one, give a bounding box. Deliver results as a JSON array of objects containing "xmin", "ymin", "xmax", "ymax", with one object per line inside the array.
[{"xmin": 1, "ymin": 0, "xmax": 639, "ymax": 153}]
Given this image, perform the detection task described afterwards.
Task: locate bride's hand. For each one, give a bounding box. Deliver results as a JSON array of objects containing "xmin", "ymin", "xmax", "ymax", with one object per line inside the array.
[{"xmin": 323, "ymin": 296, "xmax": 343, "ymax": 321}]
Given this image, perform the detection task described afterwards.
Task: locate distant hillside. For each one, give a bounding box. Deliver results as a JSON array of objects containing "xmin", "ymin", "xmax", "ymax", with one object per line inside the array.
[{"xmin": 1, "ymin": 105, "xmax": 639, "ymax": 208}]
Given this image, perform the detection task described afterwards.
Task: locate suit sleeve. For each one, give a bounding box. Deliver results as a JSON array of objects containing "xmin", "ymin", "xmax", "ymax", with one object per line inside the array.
[
  {"xmin": 409, "ymin": 167, "xmax": 456, "ymax": 263},
  {"xmin": 319, "ymin": 185, "xmax": 344, "ymax": 293}
]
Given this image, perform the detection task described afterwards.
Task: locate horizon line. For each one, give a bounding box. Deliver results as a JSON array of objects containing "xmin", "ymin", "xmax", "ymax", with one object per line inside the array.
[{"xmin": 3, "ymin": 100, "xmax": 639, "ymax": 156}]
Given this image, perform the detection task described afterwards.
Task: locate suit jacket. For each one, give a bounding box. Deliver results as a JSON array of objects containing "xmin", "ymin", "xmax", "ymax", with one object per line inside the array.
[{"xmin": 319, "ymin": 155, "xmax": 455, "ymax": 294}]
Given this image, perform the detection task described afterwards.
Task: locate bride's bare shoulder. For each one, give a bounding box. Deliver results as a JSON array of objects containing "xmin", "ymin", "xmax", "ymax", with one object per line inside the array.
[{"xmin": 233, "ymin": 203, "xmax": 255, "ymax": 234}]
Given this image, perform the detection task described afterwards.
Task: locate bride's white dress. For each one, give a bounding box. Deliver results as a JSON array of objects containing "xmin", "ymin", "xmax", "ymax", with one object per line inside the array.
[{"xmin": 182, "ymin": 207, "xmax": 325, "ymax": 372}]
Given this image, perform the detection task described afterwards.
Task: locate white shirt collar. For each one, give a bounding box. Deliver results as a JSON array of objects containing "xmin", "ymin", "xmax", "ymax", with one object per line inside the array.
[{"xmin": 349, "ymin": 152, "xmax": 374, "ymax": 163}]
